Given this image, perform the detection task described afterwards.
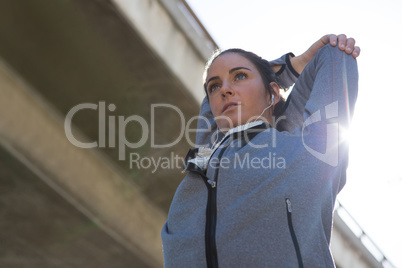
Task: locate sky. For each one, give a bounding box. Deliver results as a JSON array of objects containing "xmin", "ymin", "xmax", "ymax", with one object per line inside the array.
[{"xmin": 186, "ymin": 0, "xmax": 402, "ymax": 267}]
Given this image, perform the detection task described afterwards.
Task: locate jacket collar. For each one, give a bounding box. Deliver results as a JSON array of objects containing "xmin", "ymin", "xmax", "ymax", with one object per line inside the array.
[{"xmin": 184, "ymin": 121, "xmax": 269, "ymax": 172}]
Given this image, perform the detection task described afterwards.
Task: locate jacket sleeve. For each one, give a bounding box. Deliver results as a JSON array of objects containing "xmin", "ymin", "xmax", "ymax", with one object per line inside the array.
[
  {"xmin": 299, "ymin": 44, "xmax": 358, "ymax": 132},
  {"xmin": 270, "ymin": 52, "xmax": 299, "ymax": 89},
  {"xmin": 272, "ymin": 53, "xmax": 319, "ymax": 132},
  {"xmin": 195, "ymin": 97, "xmax": 220, "ymax": 147},
  {"xmin": 292, "ymin": 44, "xmax": 358, "ymax": 171}
]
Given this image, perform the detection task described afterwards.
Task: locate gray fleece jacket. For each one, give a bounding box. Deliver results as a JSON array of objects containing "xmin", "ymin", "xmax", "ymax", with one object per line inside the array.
[{"xmin": 161, "ymin": 44, "xmax": 359, "ymax": 268}]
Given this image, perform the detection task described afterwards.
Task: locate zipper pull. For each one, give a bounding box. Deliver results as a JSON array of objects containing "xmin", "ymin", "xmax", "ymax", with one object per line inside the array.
[
  {"xmin": 207, "ymin": 180, "xmax": 217, "ymax": 188},
  {"xmin": 286, "ymin": 198, "xmax": 292, "ymax": 213}
]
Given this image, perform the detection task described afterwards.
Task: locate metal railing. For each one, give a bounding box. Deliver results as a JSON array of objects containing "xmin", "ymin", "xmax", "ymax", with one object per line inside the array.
[{"xmin": 335, "ymin": 201, "xmax": 395, "ymax": 268}]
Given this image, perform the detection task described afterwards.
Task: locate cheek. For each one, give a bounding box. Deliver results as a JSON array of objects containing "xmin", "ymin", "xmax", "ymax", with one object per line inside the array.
[
  {"xmin": 208, "ymin": 99, "xmax": 220, "ymax": 117},
  {"xmin": 244, "ymin": 85, "xmax": 269, "ymax": 108}
]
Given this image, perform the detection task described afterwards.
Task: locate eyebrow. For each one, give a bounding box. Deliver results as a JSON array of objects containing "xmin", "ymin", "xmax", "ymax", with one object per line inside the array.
[
  {"xmin": 229, "ymin": 66, "xmax": 251, "ymax": 74},
  {"xmin": 206, "ymin": 67, "xmax": 251, "ymax": 87}
]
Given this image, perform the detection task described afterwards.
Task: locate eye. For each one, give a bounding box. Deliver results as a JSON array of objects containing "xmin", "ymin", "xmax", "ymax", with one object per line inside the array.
[
  {"xmin": 235, "ymin": 72, "xmax": 247, "ymax": 81},
  {"xmin": 209, "ymin": 84, "xmax": 220, "ymax": 93}
]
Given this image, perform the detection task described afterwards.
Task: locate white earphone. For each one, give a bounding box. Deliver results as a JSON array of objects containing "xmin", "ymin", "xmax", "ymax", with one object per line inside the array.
[
  {"xmin": 266, "ymin": 94, "xmax": 275, "ymax": 110},
  {"xmin": 254, "ymin": 94, "xmax": 275, "ymax": 122}
]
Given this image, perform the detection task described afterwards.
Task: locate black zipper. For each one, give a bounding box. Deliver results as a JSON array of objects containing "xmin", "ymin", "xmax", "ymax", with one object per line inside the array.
[
  {"xmin": 204, "ymin": 180, "xmax": 218, "ymax": 268},
  {"xmin": 188, "ymin": 150, "xmax": 224, "ymax": 268},
  {"xmin": 187, "ymin": 166, "xmax": 218, "ymax": 268},
  {"xmin": 186, "ymin": 128, "xmax": 266, "ymax": 268},
  {"xmin": 285, "ymin": 198, "xmax": 304, "ymax": 268},
  {"xmin": 203, "ymin": 143, "xmax": 231, "ymax": 268}
]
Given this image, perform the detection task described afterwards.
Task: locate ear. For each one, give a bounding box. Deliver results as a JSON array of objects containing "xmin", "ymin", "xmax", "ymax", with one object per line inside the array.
[{"xmin": 269, "ymin": 82, "xmax": 281, "ymax": 104}]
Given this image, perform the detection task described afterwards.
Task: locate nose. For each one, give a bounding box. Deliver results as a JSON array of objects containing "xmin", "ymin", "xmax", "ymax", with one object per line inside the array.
[{"xmin": 220, "ymin": 82, "xmax": 234, "ymax": 97}]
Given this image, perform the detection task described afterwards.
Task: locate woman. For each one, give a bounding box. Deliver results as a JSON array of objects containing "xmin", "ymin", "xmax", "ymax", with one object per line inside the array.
[{"xmin": 162, "ymin": 34, "xmax": 360, "ymax": 268}]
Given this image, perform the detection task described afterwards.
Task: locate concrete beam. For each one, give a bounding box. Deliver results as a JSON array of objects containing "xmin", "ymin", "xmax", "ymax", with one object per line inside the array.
[
  {"xmin": 0, "ymin": 58, "xmax": 165, "ymax": 267},
  {"xmin": 331, "ymin": 210, "xmax": 382, "ymax": 268},
  {"xmin": 111, "ymin": 0, "xmax": 214, "ymax": 104}
]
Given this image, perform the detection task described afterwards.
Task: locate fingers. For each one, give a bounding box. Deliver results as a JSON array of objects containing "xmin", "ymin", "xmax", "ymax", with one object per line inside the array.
[
  {"xmin": 323, "ymin": 34, "xmax": 361, "ymax": 58},
  {"xmin": 328, "ymin": 34, "xmax": 338, "ymax": 46},
  {"xmin": 352, "ymin": 46, "xmax": 361, "ymax": 58},
  {"xmin": 345, "ymin": 38, "xmax": 355, "ymax": 54},
  {"xmin": 337, "ymin": 34, "xmax": 347, "ymax": 51},
  {"xmin": 336, "ymin": 34, "xmax": 361, "ymax": 58}
]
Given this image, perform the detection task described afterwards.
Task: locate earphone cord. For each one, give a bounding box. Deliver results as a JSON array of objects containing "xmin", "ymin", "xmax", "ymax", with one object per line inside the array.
[
  {"xmin": 213, "ymin": 96, "xmax": 273, "ymax": 147},
  {"xmin": 211, "ymin": 128, "xmax": 220, "ymax": 149},
  {"xmin": 254, "ymin": 102, "xmax": 273, "ymax": 122}
]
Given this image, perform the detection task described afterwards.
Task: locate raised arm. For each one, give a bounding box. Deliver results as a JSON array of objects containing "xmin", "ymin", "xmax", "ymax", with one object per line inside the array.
[
  {"xmin": 275, "ymin": 34, "xmax": 360, "ymax": 132},
  {"xmin": 290, "ymin": 34, "xmax": 360, "ymax": 75},
  {"xmin": 195, "ymin": 35, "xmax": 360, "ymax": 146},
  {"xmin": 271, "ymin": 34, "xmax": 360, "ymax": 74}
]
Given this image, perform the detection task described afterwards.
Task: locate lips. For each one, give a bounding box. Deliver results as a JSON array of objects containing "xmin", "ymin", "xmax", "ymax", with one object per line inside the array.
[{"xmin": 222, "ymin": 102, "xmax": 240, "ymax": 113}]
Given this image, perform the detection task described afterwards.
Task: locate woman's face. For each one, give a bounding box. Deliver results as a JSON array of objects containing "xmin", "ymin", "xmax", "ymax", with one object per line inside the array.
[{"xmin": 205, "ymin": 53, "xmax": 273, "ymax": 132}]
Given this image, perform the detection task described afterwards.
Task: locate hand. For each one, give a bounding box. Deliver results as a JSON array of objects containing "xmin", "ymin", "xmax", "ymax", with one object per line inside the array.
[
  {"xmin": 324, "ymin": 34, "xmax": 360, "ymax": 58},
  {"xmin": 290, "ymin": 34, "xmax": 360, "ymax": 75}
]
